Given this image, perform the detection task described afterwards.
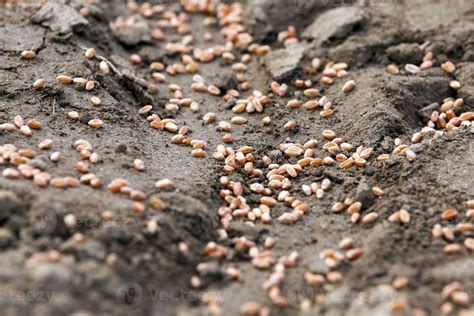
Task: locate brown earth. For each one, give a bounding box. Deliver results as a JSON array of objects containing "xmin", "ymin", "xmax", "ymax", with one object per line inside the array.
[{"xmin": 0, "ymin": 0, "xmax": 473, "ymax": 315}]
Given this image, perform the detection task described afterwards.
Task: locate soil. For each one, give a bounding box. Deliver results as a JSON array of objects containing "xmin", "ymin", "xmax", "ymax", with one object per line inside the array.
[{"xmin": 0, "ymin": 0, "xmax": 473, "ymax": 315}]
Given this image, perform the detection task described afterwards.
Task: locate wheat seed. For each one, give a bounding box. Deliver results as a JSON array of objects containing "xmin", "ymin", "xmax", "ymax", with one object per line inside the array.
[
  {"xmin": 50, "ymin": 151, "xmax": 61, "ymax": 162},
  {"xmin": 338, "ymin": 238, "xmax": 353, "ymax": 250},
  {"xmin": 362, "ymin": 212, "xmax": 378, "ymax": 224},
  {"xmin": 464, "ymin": 238, "xmax": 474, "ymax": 251},
  {"xmin": 88, "ymin": 119, "xmax": 103, "ymax": 129},
  {"xmin": 21, "ymin": 50, "xmax": 36, "ymax": 59},
  {"xmin": 38, "ymin": 139, "xmax": 53, "ymax": 149},
  {"xmin": 68, "ymin": 111, "xmax": 79, "ymax": 121},
  {"xmin": 33, "ymin": 79, "xmax": 46, "ymax": 90},
  {"xmin": 155, "ymin": 178, "xmax": 174, "ymax": 190},
  {"xmin": 444, "ymin": 244, "xmax": 462, "ymax": 255},
  {"xmin": 346, "ymin": 248, "xmax": 363, "ymax": 261},
  {"xmin": 405, "ymin": 64, "xmax": 420, "ymax": 74},
  {"xmin": 387, "ymin": 64, "xmax": 399, "ymax": 75},
  {"xmin": 441, "ymin": 61, "xmax": 455, "ymax": 74},
  {"xmin": 133, "ymin": 159, "xmax": 145, "ymax": 171},
  {"xmin": 371, "ymin": 186, "xmax": 384, "ymax": 196},
  {"xmin": 57, "ymin": 75, "xmax": 73, "ymax": 84},
  {"xmin": 85, "ymin": 48, "xmax": 96, "ymax": 59},
  {"xmin": 342, "ymin": 80, "xmax": 356, "ymax": 93},
  {"xmin": 441, "ymin": 208, "xmax": 458, "ymax": 220}
]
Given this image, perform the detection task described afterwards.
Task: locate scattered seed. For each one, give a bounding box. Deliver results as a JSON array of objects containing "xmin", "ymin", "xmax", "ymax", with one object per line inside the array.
[
  {"xmin": 386, "ymin": 64, "xmax": 400, "ymax": 75},
  {"xmin": 50, "ymin": 177, "xmax": 68, "ymax": 189},
  {"xmin": 32, "ymin": 78, "xmax": 46, "ymax": 90},
  {"xmin": 133, "ymin": 159, "xmax": 145, "ymax": 171},
  {"xmin": 76, "ymin": 161, "xmax": 89, "ymax": 173},
  {"xmin": 222, "ymin": 134, "xmax": 233, "ymax": 143},
  {"xmin": 339, "ymin": 158, "xmax": 354, "ymax": 169},
  {"xmin": 451, "ymin": 291, "xmax": 470, "ymax": 305},
  {"xmin": 466, "ymin": 209, "xmax": 474, "ymax": 218},
  {"xmin": 326, "ymin": 271, "xmax": 343, "ymax": 283},
  {"xmin": 441, "ymin": 208, "xmax": 458, "ymax": 220},
  {"xmin": 27, "ymin": 119, "xmax": 42, "ymax": 129},
  {"xmin": 464, "ymin": 238, "xmax": 474, "ymax": 251},
  {"xmin": 321, "ymin": 178, "xmax": 331, "ymax": 190},
  {"xmin": 88, "ymin": 119, "xmax": 104, "ymax": 129},
  {"xmin": 50, "ymin": 151, "xmax": 61, "ymax": 162},
  {"xmin": 261, "ymin": 197, "xmax": 277, "ymax": 207},
  {"xmin": 14, "ymin": 115, "xmax": 24, "ymax": 128},
  {"xmin": 262, "ymin": 116, "xmax": 271, "ymax": 125},
  {"xmin": 420, "ymin": 60, "xmax": 432, "ymax": 70},
  {"xmin": 371, "ymin": 186, "xmax": 384, "ymax": 196},
  {"xmin": 444, "ymin": 243, "xmax": 462, "ymax": 255},
  {"xmin": 322, "ymin": 129, "xmax": 335, "ymax": 140},
  {"xmin": 304, "ymin": 272, "xmax": 325, "ymax": 286},
  {"xmin": 283, "ymin": 120, "xmax": 297, "ymax": 130},
  {"xmin": 129, "ymin": 54, "xmax": 142, "ymax": 64},
  {"xmin": 19, "ymin": 125, "xmax": 32, "ymax": 136},
  {"xmin": 85, "ymin": 80, "xmax": 95, "ymax": 91},
  {"xmin": 38, "ymin": 139, "xmax": 53, "ymax": 149},
  {"xmin": 346, "ymin": 248, "xmax": 363, "ymax": 261},
  {"xmin": 138, "ymin": 105, "xmax": 152, "ymax": 116},
  {"xmin": 192, "ymin": 148, "xmax": 206, "ymax": 157},
  {"xmin": 99, "ymin": 61, "xmax": 110, "ymax": 74},
  {"xmin": 2, "ymin": 168, "xmax": 20, "ymax": 179},
  {"xmin": 149, "ymin": 196, "xmax": 165, "ymax": 210},
  {"xmin": 332, "ymin": 202, "xmax": 345, "ymax": 213},
  {"xmin": 56, "ymin": 75, "xmax": 73, "ymax": 84},
  {"xmin": 155, "ymin": 178, "xmax": 174, "ymax": 190},
  {"xmin": 399, "ymin": 210, "xmax": 410, "ymax": 224},
  {"xmin": 207, "ymin": 85, "xmax": 221, "ymax": 96},
  {"xmin": 287, "ymin": 99, "xmax": 301, "ymax": 109},
  {"xmin": 411, "ymin": 132, "xmax": 422, "ymax": 144},
  {"xmin": 431, "ymin": 224, "xmax": 444, "ymax": 239},
  {"xmin": 231, "ymin": 116, "xmax": 247, "ymax": 125},
  {"xmin": 301, "ymin": 184, "xmax": 312, "ymax": 196},
  {"xmin": 405, "ymin": 64, "xmax": 420, "ymax": 74},
  {"xmin": 441, "ymin": 61, "xmax": 456, "ymax": 74},
  {"xmin": 342, "ymin": 80, "xmax": 356, "ymax": 93},
  {"xmin": 91, "ymin": 96, "xmax": 101, "ymax": 106},
  {"xmin": 450, "ymin": 80, "xmax": 461, "ymax": 90},
  {"xmin": 362, "ymin": 212, "xmax": 378, "ymax": 224},
  {"xmin": 68, "ymin": 111, "xmax": 80, "ymax": 121},
  {"xmin": 21, "ymin": 50, "xmax": 36, "ymax": 59},
  {"xmin": 467, "ymin": 200, "xmax": 474, "ymax": 209},
  {"xmin": 392, "ymin": 276, "xmax": 409, "ymax": 290},
  {"xmin": 85, "ymin": 48, "xmax": 96, "ymax": 59},
  {"xmin": 284, "ymin": 145, "xmax": 303, "ymax": 157},
  {"xmin": 218, "ymin": 121, "xmax": 231, "ymax": 132},
  {"xmin": 347, "ymin": 202, "xmax": 361, "ymax": 214},
  {"xmin": 339, "ymin": 237, "xmax": 353, "ymax": 250}
]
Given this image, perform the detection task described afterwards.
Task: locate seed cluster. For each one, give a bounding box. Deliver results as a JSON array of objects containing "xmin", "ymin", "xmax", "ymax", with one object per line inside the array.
[
  {"xmin": 195, "ymin": 20, "xmax": 472, "ymax": 316},
  {"xmin": 431, "ymin": 203, "xmax": 474, "ymax": 254}
]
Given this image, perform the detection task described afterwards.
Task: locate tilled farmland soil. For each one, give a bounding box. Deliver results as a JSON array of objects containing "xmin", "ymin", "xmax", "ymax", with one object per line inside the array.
[{"xmin": 1, "ymin": 0, "xmax": 474, "ymax": 315}]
